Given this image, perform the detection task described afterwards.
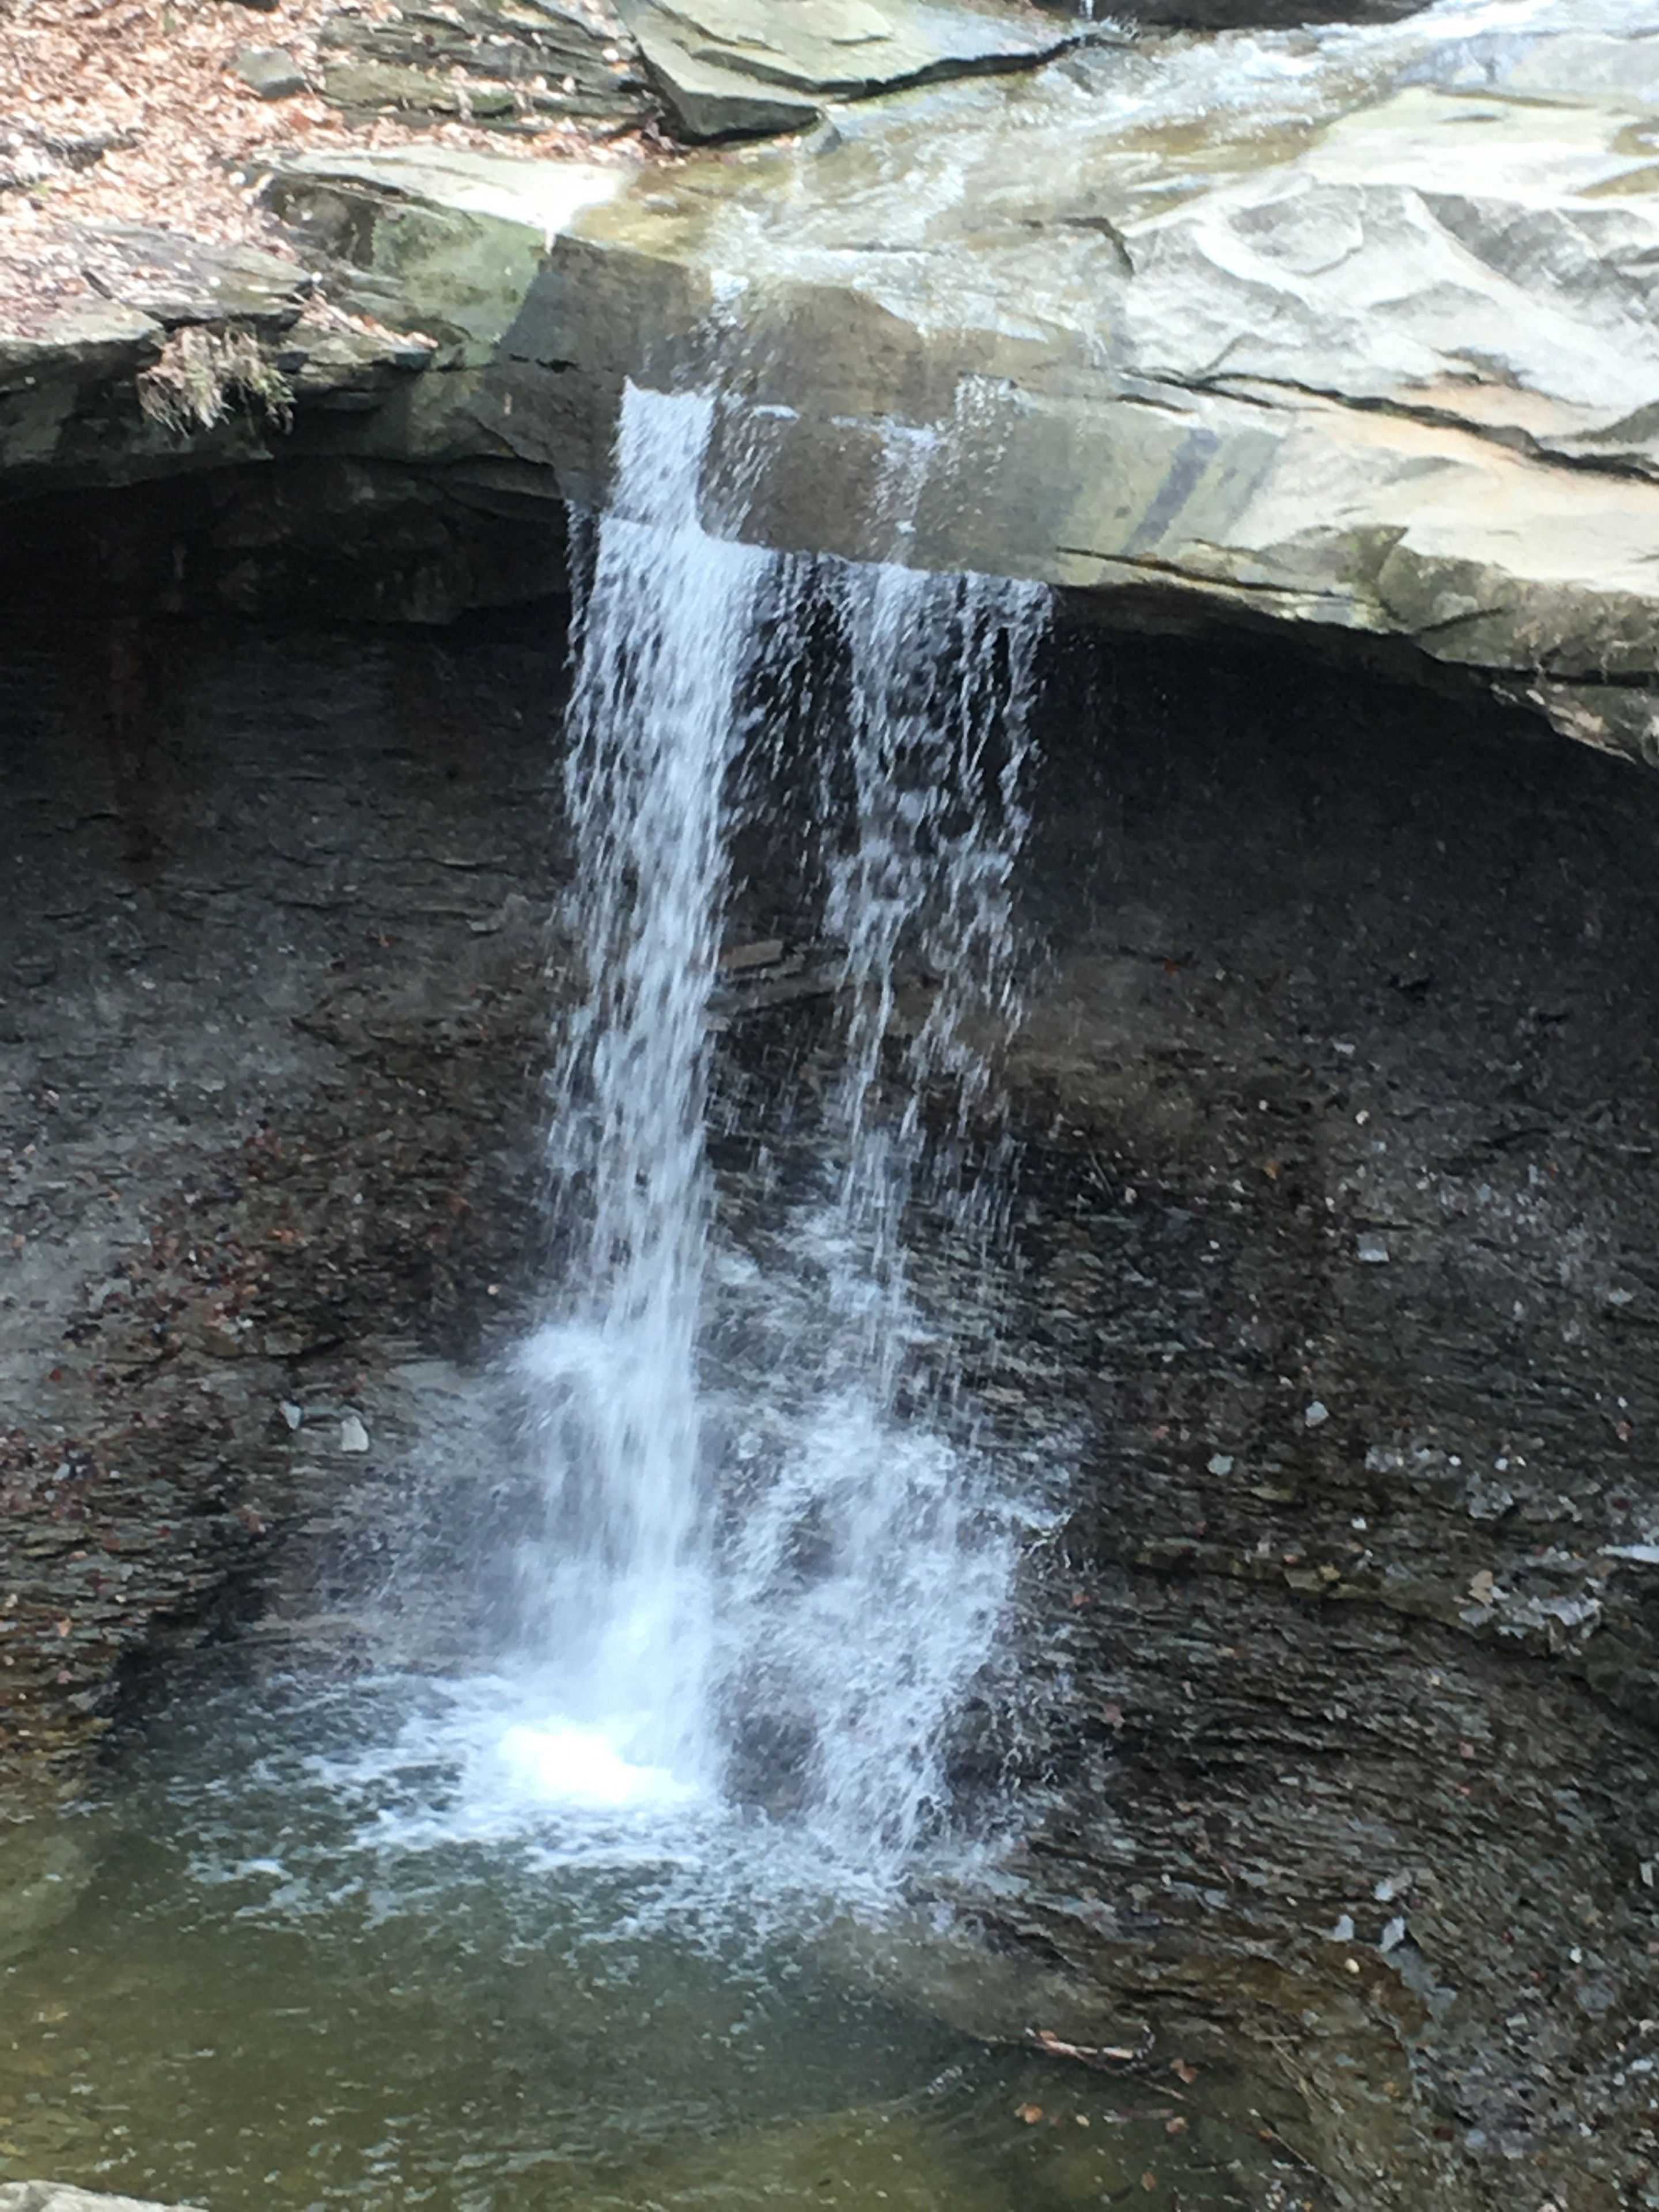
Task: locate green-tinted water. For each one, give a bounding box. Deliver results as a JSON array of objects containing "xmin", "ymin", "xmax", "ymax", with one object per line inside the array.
[{"xmin": 0, "ymin": 1677, "xmax": 1310, "ymax": 2212}]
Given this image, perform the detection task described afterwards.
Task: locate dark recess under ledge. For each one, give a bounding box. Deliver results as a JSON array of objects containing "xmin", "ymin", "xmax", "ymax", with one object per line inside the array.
[{"xmin": 2, "ymin": 576, "xmax": 1658, "ymax": 2210}]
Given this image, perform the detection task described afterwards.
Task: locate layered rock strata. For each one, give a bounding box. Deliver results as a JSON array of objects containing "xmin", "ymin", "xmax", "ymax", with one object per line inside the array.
[{"xmin": 13, "ymin": 4, "xmax": 1659, "ymax": 774}]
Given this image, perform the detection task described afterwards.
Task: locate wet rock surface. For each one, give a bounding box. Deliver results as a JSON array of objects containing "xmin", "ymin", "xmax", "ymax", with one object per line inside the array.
[
  {"xmin": 3, "ymin": 600, "xmax": 1658, "ymax": 2211},
  {"xmin": 1118, "ymin": 1, "xmax": 1425, "ymax": 18},
  {"xmin": 0, "ymin": 609, "xmax": 566, "ymax": 1799},
  {"xmin": 271, "ymin": 0, "xmax": 1659, "ymax": 760},
  {"xmin": 0, "ymin": 2188, "xmax": 202, "ymax": 2212},
  {"xmin": 942, "ymin": 628, "xmax": 1659, "ymax": 2211},
  {"xmin": 17, "ymin": 1, "xmax": 1659, "ymax": 777}
]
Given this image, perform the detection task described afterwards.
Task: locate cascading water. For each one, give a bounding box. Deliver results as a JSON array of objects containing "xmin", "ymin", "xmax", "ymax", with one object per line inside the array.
[
  {"xmin": 510, "ymin": 388, "xmax": 762, "ymax": 1804},
  {"xmin": 503, "ymin": 380, "xmax": 1047, "ymax": 1879},
  {"xmin": 719, "ymin": 557, "xmax": 1046, "ymax": 1863}
]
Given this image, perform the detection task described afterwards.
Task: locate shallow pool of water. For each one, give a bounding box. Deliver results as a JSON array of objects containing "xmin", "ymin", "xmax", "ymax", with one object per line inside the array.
[{"xmin": 0, "ymin": 1674, "xmax": 1315, "ymax": 2212}]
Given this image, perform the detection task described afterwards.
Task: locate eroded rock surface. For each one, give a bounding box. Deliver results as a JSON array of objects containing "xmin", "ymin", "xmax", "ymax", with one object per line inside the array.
[
  {"xmin": 264, "ymin": 0, "xmax": 1659, "ymax": 759},
  {"xmin": 0, "ymin": 612, "xmax": 565, "ymax": 1797},
  {"xmin": 935, "ymin": 629, "xmax": 1659, "ymax": 2212}
]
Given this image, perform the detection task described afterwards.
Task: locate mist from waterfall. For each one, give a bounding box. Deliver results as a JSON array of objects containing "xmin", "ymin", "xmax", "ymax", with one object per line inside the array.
[{"xmin": 495, "ymin": 382, "xmax": 1047, "ymax": 1881}]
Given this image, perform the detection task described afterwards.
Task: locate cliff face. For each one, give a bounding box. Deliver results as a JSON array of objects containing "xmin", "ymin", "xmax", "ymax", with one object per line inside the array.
[
  {"xmin": 6, "ymin": 599, "xmax": 1657, "ymax": 2211},
  {"xmin": 964, "ymin": 631, "xmax": 1659, "ymax": 2212},
  {"xmin": 467, "ymin": 1, "xmax": 1659, "ymax": 768},
  {"xmin": 15, "ymin": 5, "xmax": 1659, "ymax": 765},
  {"xmin": 0, "ymin": 613, "xmax": 562, "ymax": 1801},
  {"xmin": 5, "ymin": 6, "xmax": 1659, "ymax": 2209}
]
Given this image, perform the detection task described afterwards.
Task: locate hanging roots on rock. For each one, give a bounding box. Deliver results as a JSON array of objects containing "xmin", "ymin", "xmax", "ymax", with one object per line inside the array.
[{"xmin": 137, "ymin": 324, "xmax": 293, "ymax": 437}]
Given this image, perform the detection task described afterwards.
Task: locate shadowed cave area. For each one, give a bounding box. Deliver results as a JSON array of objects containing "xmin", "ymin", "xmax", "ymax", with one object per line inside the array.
[{"xmin": 1, "ymin": 573, "xmax": 1657, "ymax": 2211}]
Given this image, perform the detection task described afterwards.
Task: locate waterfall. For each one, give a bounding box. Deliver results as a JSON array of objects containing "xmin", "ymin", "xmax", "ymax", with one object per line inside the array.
[
  {"xmin": 719, "ymin": 558, "xmax": 1046, "ymax": 1862},
  {"xmin": 509, "ymin": 381, "xmax": 1047, "ymax": 1875},
  {"xmin": 512, "ymin": 388, "xmax": 760, "ymax": 1799}
]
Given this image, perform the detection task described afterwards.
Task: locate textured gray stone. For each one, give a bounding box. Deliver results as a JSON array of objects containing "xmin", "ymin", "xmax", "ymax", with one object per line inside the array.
[
  {"xmin": 233, "ymin": 44, "xmax": 309, "ymax": 97},
  {"xmin": 0, "ymin": 227, "xmax": 436, "ymax": 499},
  {"xmin": 615, "ymin": 0, "xmax": 1079, "ymax": 139},
  {"xmin": 317, "ymin": 0, "xmax": 656, "ymax": 133},
  {"xmin": 303, "ymin": 0, "xmax": 1659, "ymax": 759},
  {"xmin": 20, "ymin": 1, "xmax": 1659, "ymax": 767}
]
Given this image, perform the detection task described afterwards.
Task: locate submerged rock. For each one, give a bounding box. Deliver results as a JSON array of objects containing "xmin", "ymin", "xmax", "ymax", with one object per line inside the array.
[
  {"xmin": 0, "ymin": 2193, "xmax": 204, "ymax": 2212},
  {"xmin": 615, "ymin": 0, "xmax": 1078, "ymax": 139}
]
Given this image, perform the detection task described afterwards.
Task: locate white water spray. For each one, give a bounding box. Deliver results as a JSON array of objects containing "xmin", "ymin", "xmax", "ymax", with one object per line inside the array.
[
  {"xmin": 513, "ymin": 388, "xmax": 762, "ymax": 1794},
  {"xmin": 719, "ymin": 557, "xmax": 1046, "ymax": 1862},
  {"xmin": 503, "ymin": 382, "xmax": 1048, "ymax": 1874}
]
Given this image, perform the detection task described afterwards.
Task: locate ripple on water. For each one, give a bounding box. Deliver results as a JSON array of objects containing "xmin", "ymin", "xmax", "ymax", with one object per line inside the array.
[{"xmin": 0, "ymin": 1675, "xmax": 1320, "ymax": 2212}]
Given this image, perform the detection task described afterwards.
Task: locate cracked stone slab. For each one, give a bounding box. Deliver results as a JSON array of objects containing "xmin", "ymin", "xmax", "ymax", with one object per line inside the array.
[
  {"xmin": 615, "ymin": 0, "xmax": 1082, "ymax": 138},
  {"xmin": 317, "ymin": 0, "xmax": 657, "ymax": 134},
  {"xmin": 0, "ymin": 226, "xmax": 438, "ymax": 498},
  {"xmin": 278, "ymin": 0, "xmax": 1659, "ymax": 754},
  {"xmin": 70, "ymin": 224, "xmax": 315, "ymax": 327}
]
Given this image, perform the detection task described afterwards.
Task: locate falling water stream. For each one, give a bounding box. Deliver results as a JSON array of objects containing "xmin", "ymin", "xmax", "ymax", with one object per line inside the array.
[
  {"xmin": 0, "ymin": 384, "xmax": 1309, "ymax": 2212},
  {"xmin": 501, "ymin": 384, "xmax": 1048, "ymax": 1873}
]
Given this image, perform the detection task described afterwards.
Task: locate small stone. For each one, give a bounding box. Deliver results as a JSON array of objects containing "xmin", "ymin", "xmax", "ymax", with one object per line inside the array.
[
  {"xmin": 234, "ymin": 46, "xmax": 308, "ymax": 98},
  {"xmin": 1380, "ymin": 1915, "xmax": 1407, "ymax": 1953},
  {"xmin": 1357, "ymin": 1232, "xmax": 1390, "ymax": 1264},
  {"xmin": 279, "ymin": 1400, "xmax": 302, "ymax": 1430},
  {"xmin": 1206, "ymin": 1452, "xmax": 1234, "ymax": 1475},
  {"xmin": 1330, "ymin": 1913, "xmax": 1355, "ymax": 1942},
  {"xmin": 718, "ymin": 938, "xmax": 784, "ymax": 973},
  {"xmin": 1304, "ymin": 1400, "xmax": 1330, "ymax": 1428},
  {"xmin": 339, "ymin": 1414, "xmax": 369, "ymax": 1453}
]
